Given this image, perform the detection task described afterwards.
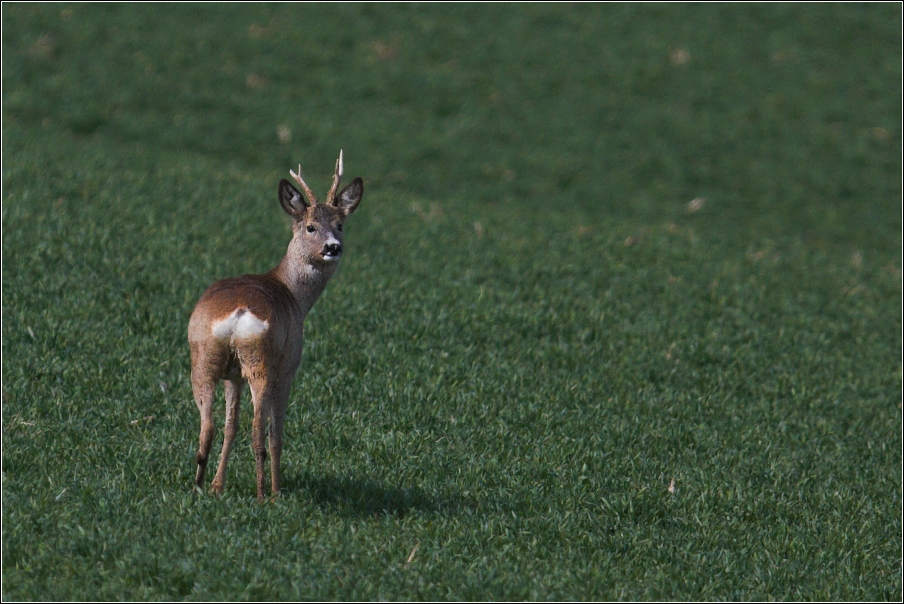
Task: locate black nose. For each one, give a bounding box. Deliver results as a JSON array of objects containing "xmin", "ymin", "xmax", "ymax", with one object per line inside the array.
[{"xmin": 324, "ymin": 243, "xmax": 342, "ymax": 256}]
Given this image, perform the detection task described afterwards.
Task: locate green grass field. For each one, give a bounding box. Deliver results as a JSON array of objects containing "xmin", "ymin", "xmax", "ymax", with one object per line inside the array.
[{"xmin": 2, "ymin": 3, "xmax": 901, "ymax": 600}]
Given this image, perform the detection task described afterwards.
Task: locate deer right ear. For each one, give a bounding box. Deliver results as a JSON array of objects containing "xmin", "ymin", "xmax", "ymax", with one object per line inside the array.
[{"xmin": 279, "ymin": 179, "xmax": 308, "ymax": 219}]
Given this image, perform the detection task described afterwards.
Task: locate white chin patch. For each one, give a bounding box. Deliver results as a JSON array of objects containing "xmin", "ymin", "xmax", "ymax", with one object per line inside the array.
[{"xmin": 322, "ymin": 253, "xmax": 341, "ymax": 262}]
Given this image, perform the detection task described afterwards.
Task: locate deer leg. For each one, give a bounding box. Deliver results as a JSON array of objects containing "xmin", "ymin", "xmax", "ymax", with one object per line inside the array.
[
  {"xmin": 252, "ymin": 407, "xmax": 269, "ymax": 500},
  {"xmin": 211, "ymin": 376, "xmax": 243, "ymax": 494},
  {"xmin": 247, "ymin": 374, "xmax": 273, "ymax": 500},
  {"xmin": 268, "ymin": 385, "xmax": 290, "ymax": 496},
  {"xmin": 192, "ymin": 378, "xmax": 216, "ymax": 488}
]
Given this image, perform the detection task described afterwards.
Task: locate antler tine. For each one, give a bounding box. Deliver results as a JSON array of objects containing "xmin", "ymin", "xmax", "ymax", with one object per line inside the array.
[
  {"xmin": 325, "ymin": 149, "xmax": 344, "ymax": 206},
  {"xmin": 289, "ymin": 163, "xmax": 318, "ymax": 206}
]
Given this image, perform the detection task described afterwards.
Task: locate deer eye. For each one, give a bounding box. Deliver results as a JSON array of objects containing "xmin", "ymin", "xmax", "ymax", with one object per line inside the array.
[
  {"xmin": 337, "ymin": 223, "xmax": 343, "ymax": 232},
  {"xmin": 306, "ymin": 225, "xmax": 316, "ymax": 233}
]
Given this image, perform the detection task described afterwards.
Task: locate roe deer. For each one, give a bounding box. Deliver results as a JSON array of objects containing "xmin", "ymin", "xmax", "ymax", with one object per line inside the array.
[{"xmin": 188, "ymin": 152, "xmax": 363, "ymax": 499}]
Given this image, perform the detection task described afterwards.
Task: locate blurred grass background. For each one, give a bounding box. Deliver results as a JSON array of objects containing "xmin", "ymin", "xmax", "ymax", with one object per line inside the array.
[{"xmin": 2, "ymin": 3, "xmax": 901, "ymax": 600}]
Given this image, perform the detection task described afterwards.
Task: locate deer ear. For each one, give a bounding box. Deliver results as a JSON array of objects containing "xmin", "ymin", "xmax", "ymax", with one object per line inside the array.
[
  {"xmin": 335, "ymin": 177, "xmax": 363, "ymax": 215},
  {"xmin": 279, "ymin": 179, "xmax": 308, "ymax": 219}
]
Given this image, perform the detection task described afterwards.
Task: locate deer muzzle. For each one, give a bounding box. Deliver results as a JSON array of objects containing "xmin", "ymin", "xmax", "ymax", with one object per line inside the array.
[{"xmin": 322, "ymin": 242, "xmax": 342, "ymax": 260}]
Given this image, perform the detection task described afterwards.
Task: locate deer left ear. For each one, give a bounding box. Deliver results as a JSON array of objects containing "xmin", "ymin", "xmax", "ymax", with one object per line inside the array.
[
  {"xmin": 279, "ymin": 179, "xmax": 308, "ymax": 219},
  {"xmin": 334, "ymin": 177, "xmax": 363, "ymax": 215}
]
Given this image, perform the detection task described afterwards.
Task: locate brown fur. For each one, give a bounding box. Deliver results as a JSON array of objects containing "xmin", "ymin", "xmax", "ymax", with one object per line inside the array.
[{"xmin": 188, "ymin": 165, "xmax": 363, "ymax": 499}]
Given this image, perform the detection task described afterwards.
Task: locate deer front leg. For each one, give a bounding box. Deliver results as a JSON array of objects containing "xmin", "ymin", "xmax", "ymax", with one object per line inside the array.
[{"xmin": 211, "ymin": 376, "xmax": 243, "ymax": 494}]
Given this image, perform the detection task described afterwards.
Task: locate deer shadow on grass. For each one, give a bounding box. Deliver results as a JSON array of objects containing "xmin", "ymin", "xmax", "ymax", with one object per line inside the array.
[{"xmin": 282, "ymin": 471, "xmax": 478, "ymax": 519}]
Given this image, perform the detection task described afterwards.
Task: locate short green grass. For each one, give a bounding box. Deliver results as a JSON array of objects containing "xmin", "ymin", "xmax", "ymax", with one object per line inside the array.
[{"xmin": 2, "ymin": 3, "xmax": 901, "ymax": 600}]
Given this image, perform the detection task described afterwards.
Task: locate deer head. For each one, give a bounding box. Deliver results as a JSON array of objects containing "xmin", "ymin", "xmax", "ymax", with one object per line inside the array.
[{"xmin": 277, "ymin": 150, "xmax": 364, "ymax": 267}]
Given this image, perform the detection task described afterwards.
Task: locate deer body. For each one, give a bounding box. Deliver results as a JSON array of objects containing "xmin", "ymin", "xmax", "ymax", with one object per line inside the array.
[{"xmin": 188, "ymin": 154, "xmax": 363, "ymax": 498}]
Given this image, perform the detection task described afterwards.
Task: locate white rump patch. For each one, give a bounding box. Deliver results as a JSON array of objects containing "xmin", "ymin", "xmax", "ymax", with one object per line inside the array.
[{"xmin": 211, "ymin": 309, "xmax": 269, "ymax": 340}]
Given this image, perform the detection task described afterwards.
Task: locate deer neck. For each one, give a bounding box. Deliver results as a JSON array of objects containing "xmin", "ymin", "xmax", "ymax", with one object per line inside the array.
[{"xmin": 271, "ymin": 250, "xmax": 337, "ymax": 316}]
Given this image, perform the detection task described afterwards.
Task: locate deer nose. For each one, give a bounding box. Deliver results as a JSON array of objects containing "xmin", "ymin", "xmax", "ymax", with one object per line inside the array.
[{"xmin": 323, "ymin": 242, "xmax": 342, "ymax": 257}]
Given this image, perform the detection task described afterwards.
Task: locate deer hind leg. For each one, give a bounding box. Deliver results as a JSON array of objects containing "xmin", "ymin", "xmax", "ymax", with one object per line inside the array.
[
  {"xmin": 246, "ymin": 371, "xmax": 275, "ymax": 500},
  {"xmin": 268, "ymin": 381, "xmax": 292, "ymax": 496},
  {"xmin": 211, "ymin": 376, "xmax": 244, "ymax": 494},
  {"xmin": 192, "ymin": 377, "xmax": 216, "ymax": 489}
]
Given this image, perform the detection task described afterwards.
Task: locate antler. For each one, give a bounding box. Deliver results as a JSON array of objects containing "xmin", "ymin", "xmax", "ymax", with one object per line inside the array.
[
  {"xmin": 289, "ymin": 163, "xmax": 319, "ymax": 206},
  {"xmin": 325, "ymin": 149, "xmax": 344, "ymax": 206}
]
